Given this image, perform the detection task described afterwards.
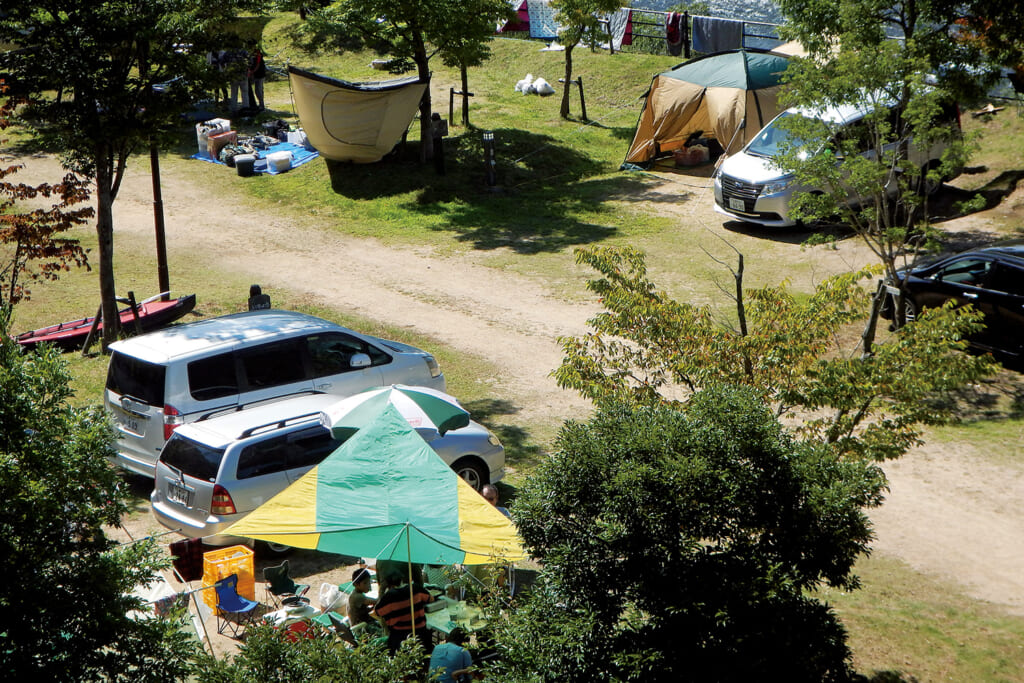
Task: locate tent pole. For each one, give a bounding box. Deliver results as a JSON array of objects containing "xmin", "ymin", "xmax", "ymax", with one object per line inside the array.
[{"xmin": 407, "ymin": 523, "xmax": 416, "ymax": 638}]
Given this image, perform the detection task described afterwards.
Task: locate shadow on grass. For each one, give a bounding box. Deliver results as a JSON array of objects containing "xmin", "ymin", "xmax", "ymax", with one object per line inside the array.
[
  {"xmin": 463, "ymin": 397, "xmax": 548, "ymax": 474},
  {"xmin": 320, "ymin": 127, "xmax": 682, "ymax": 253},
  {"xmin": 120, "ymin": 472, "xmax": 156, "ymax": 515}
]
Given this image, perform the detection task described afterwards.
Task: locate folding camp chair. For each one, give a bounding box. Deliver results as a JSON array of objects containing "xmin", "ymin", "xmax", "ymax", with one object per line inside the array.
[
  {"xmin": 213, "ymin": 573, "xmax": 260, "ymax": 638},
  {"xmin": 263, "ymin": 559, "xmax": 310, "ymax": 607}
]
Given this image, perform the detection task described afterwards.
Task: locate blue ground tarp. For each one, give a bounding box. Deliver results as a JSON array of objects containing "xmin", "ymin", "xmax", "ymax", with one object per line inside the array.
[{"xmin": 191, "ymin": 141, "xmax": 320, "ymax": 175}]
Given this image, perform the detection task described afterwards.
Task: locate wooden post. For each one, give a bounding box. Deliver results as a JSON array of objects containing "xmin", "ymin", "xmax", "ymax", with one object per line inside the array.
[
  {"xmin": 81, "ymin": 305, "xmax": 103, "ymax": 356},
  {"xmin": 576, "ymin": 77, "xmax": 588, "ymax": 122},
  {"xmin": 150, "ymin": 144, "xmax": 170, "ymax": 301},
  {"xmin": 126, "ymin": 291, "xmax": 143, "ymax": 335}
]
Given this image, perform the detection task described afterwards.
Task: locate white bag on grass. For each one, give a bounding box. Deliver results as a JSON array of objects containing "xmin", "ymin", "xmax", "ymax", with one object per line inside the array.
[
  {"xmin": 533, "ymin": 77, "xmax": 555, "ymax": 95},
  {"xmin": 514, "ymin": 73, "xmax": 534, "ymax": 93},
  {"xmin": 319, "ymin": 582, "xmax": 348, "ymax": 614}
]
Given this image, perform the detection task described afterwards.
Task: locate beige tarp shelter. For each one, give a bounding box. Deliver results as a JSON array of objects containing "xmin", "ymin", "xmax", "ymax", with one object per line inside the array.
[
  {"xmin": 288, "ymin": 66, "xmax": 427, "ymax": 163},
  {"xmin": 623, "ymin": 49, "xmax": 791, "ymax": 166}
]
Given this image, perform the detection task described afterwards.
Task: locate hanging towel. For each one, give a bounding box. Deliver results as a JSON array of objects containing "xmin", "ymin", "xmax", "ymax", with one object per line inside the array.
[
  {"xmin": 691, "ymin": 16, "xmax": 744, "ymax": 54},
  {"xmin": 623, "ymin": 10, "xmax": 633, "ymax": 46},
  {"xmin": 602, "ymin": 8, "xmax": 632, "ymax": 50},
  {"xmin": 527, "ymin": 0, "xmax": 560, "ymax": 39},
  {"xmin": 666, "ymin": 12, "xmax": 683, "ymax": 56}
]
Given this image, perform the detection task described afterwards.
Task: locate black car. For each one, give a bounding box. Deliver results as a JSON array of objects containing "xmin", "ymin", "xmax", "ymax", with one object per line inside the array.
[{"xmin": 882, "ymin": 240, "xmax": 1024, "ymax": 359}]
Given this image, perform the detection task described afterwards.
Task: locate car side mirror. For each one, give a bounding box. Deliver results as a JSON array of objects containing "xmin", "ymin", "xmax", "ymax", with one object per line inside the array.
[{"xmin": 349, "ymin": 352, "xmax": 371, "ymax": 369}]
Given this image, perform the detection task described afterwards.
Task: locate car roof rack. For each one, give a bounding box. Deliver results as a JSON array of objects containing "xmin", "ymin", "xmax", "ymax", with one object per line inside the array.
[
  {"xmin": 196, "ymin": 390, "xmax": 324, "ymax": 423},
  {"xmin": 238, "ymin": 411, "xmax": 325, "ymax": 439}
]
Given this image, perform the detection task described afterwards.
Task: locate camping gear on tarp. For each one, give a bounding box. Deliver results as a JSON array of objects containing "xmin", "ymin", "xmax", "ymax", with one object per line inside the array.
[
  {"xmin": 287, "ymin": 65, "xmax": 428, "ymax": 164},
  {"xmin": 622, "ymin": 49, "xmax": 790, "ymax": 166},
  {"xmin": 14, "ymin": 292, "xmax": 196, "ymax": 352},
  {"xmin": 224, "ymin": 403, "xmax": 525, "ymax": 565},
  {"xmin": 196, "ymin": 118, "xmax": 230, "ymax": 158},
  {"xmin": 320, "ymin": 384, "xmax": 471, "ymax": 441}
]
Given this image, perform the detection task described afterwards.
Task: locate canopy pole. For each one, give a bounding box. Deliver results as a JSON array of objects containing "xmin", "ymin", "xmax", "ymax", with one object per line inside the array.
[{"xmin": 407, "ymin": 523, "xmax": 416, "ymax": 638}]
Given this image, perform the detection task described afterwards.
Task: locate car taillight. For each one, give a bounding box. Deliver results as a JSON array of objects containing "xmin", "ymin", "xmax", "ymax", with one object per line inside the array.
[
  {"xmin": 211, "ymin": 485, "xmax": 237, "ymax": 515},
  {"xmin": 425, "ymin": 356, "xmax": 441, "ymax": 378},
  {"xmin": 163, "ymin": 404, "xmax": 183, "ymax": 440}
]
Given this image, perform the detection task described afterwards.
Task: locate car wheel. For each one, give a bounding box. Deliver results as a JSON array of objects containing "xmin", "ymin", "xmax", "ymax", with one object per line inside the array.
[
  {"xmin": 452, "ymin": 458, "xmax": 487, "ymax": 492},
  {"xmin": 258, "ymin": 540, "xmax": 294, "ymax": 558},
  {"xmin": 904, "ymin": 298, "xmax": 917, "ymax": 323}
]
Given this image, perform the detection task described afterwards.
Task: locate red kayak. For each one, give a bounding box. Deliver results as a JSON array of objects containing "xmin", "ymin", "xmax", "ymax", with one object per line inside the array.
[{"xmin": 15, "ymin": 292, "xmax": 197, "ymax": 351}]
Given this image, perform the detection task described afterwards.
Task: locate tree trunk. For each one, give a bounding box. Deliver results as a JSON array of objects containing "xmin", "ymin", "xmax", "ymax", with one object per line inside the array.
[
  {"xmin": 94, "ymin": 153, "xmax": 120, "ymax": 352},
  {"xmin": 460, "ymin": 64, "xmax": 470, "ymax": 127},
  {"xmin": 860, "ymin": 280, "xmax": 886, "ymax": 358},
  {"xmin": 413, "ymin": 32, "xmax": 432, "ymax": 162},
  {"xmin": 560, "ymin": 45, "xmax": 574, "ymax": 119}
]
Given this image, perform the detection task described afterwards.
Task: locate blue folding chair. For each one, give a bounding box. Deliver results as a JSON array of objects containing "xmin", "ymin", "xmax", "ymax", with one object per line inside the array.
[{"xmin": 214, "ymin": 573, "xmax": 260, "ymax": 638}]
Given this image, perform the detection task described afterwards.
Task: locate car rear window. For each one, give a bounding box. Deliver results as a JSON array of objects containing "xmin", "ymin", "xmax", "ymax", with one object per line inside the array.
[
  {"xmin": 106, "ymin": 351, "xmax": 167, "ymax": 407},
  {"xmin": 160, "ymin": 433, "xmax": 225, "ymax": 482}
]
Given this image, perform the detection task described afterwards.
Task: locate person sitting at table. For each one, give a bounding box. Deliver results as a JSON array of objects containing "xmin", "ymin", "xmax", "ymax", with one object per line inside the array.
[
  {"xmin": 481, "ymin": 484, "xmax": 510, "ymax": 518},
  {"xmin": 373, "ymin": 570, "xmax": 433, "ymax": 654},
  {"xmin": 347, "ymin": 567, "xmax": 381, "ymax": 635},
  {"xmin": 429, "ymin": 627, "xmax": 473, "ymax": 683}
]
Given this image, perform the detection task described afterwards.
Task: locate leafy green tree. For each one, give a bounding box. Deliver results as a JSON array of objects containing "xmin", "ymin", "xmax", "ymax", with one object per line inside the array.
[
  {"xmin": 554, "ymin": 246, "xmax": 994, "ymax": 461},
  {"xmin": 773, "ymin": 0, "xmax": 991, "ymax": 337},
  {"xmin": 0, "ymin": 312, "xmax": 193, "ymax": 679},
  {"xmin": 434, "ymin": 0, "xmax": 514, "ymax": 127},
  {"xmin": 193, "ymin": 623, "xmax": 424, "ymax": 682},
  {"xmin": 0, "ymin": 1, "xmax": 262, "ymax": 350},
  {"xmin": 487, "ymin": 388, "xmax": 885, "ymax": 681},
  {"xmin": 0, "ymin": 87, "xmax": 92, "ymax": 308},
  {"xmin": 550, "ymin": 0, "xmax": 622, "ymax": 119}
]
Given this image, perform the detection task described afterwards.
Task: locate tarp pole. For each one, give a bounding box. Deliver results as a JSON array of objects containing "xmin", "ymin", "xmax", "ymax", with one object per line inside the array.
[{"xmin": 407, "ymin": 523, "xmax": 416, "ymax": 638}]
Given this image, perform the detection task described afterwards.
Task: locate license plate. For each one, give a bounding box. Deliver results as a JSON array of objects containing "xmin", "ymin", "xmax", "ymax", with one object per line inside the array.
[
  {"xmin": 117, "ymin": 411, "xmax": 143, "ymax": 435},
  {"xmin": 168, "ymin": 482, "xmax": 193, "ymax": 507},
  {"xmin": 728, "ymin": 197, "xmax": 746, "ymax": 212}
]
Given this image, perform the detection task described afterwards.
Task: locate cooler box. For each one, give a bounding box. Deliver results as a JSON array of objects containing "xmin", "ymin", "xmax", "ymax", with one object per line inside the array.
[
  {"xmin": 201, "ymin": 545, "xmax": 255, "ymax": 611},
  {"xmin": 196, "ymin": 118, "xmax": 230, "ymax": 158},
  {"xmin": 207, "ymin": 130, "xmax": 237, "ymax": 160},
  {"xmin": 234, "ymin": 153, "xmax": 256, "ymax": 177},
  {"xmin": 266, "ymin": 150, "xmax": 292, "ymax": 173}
]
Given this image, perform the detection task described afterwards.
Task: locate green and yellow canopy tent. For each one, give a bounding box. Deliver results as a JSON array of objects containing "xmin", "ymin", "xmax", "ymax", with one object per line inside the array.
[{"xmin": 224, "ymin": 402, "xmax": 524, "ymax": 566}]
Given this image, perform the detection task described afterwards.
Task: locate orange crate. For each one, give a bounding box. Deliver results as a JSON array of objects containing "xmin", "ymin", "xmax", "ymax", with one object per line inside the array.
[{"xmin": 201, "ymin": 545, "xmax": 255, "ymax": 610}]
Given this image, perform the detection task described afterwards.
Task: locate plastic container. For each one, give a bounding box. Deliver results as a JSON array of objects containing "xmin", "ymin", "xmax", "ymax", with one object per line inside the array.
[
  {"xmin": 234, "ymin": 154, "xmax": 256, "ymax": 177},
  {"xmin": 196, "ymin": 118, "xmax": 230, "ymax": 158},
  {"xmin": 201, "ymin": 545, "xmax": 255, "ymax": 611},
  {"xmin": 266, "ymin": 150, "xmax": 292, "ymax": 173},
  {"xmin": 287, "ymin": 130, "xmax": 307, "ymax": 147}
]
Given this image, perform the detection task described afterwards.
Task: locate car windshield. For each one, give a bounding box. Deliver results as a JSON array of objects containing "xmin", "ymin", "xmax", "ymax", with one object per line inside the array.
[{"xmin": 745, "ymin": 112, "xmax": 817, "ymax": 159}]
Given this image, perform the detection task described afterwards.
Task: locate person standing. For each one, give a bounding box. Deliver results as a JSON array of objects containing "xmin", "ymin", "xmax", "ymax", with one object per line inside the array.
[
  {"xmin": 249, "ymin": 45, "xmax": 267, "ymax": 111},
  {"xmin": 373, "ymin": 570, "xmax": 433, "ymax": 654}
]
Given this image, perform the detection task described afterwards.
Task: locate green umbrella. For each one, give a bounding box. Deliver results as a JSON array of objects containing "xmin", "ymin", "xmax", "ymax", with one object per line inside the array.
[{"xmin": 319, "ymin": 384, "xmax": 471, "ymax": 440}]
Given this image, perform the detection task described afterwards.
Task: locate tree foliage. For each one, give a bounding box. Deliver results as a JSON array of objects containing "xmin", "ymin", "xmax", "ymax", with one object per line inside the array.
[
  {"xmin": 0, "ymin": 0, "xmax": 261, "ymax": 349},
  {"xmin": 193, "ymin": 623, "xmax": 423, "ymax": 682},
  {"xmin": 488, "ymin": 388, "xmax": 885, "ymax": 682},
  {"xmin": 554, "ymin": 246, "xmax": 995, "ymax": 461},
  {"xmin": 0, "ymin": 312, "xmax": 193, "ymax": 679}
]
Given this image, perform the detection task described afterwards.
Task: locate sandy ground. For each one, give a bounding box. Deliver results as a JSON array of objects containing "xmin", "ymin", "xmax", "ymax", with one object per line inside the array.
[{"xmin": 13, "ymin": 146, "xmax": 1024, "ymax": 648}]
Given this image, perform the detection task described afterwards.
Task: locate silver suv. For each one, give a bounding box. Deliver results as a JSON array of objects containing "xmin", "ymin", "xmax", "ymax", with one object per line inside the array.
[
  {"xmin": 105, "ymin": 309, "xmax": 445, "ymax": 477},
  {"xmin": 150, "ymin": 393, "xmax": 504, "ymax": 550}
]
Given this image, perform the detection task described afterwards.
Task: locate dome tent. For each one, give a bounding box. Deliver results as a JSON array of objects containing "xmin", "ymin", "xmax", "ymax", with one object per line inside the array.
[{"xmin": 622, "ymin": 49, "xmax": 790, "ymax": 167}]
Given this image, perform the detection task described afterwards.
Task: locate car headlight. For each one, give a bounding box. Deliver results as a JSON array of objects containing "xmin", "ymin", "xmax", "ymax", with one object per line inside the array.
[
  {"xmin": 760, "ymin": 176, "xmax": 793, "ymax": 195},
  {"xmin": 488, "ymin": 433, "xmax": 502, "ymax": 448},
  {"xmin": 424, "ymin": 355, "xmax": 441, "ymax": 378}
]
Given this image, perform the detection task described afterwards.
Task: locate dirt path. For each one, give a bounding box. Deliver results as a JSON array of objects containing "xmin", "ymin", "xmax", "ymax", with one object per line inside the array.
[{"xmin": 15, "ymin": 153, "xmax": 1024, "ymax": 617}]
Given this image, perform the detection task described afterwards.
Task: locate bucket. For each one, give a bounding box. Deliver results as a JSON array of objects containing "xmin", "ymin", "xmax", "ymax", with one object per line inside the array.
[{"xmin": 235, "ymin": 154, "xmax": 256, "ymax": 177}]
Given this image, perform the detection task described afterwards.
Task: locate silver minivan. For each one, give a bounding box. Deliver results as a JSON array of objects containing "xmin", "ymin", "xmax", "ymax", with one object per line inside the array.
[
  {"xmin": 149, "ymin": 393, "xmax": 505, "ymax": 549},
  {"xmin": 105, "ymin": 310, "xmax": 445, "ymax": 477},
  {"xmin": 713, "ymin": 101, "xmax": 960, "ymax": 227}
]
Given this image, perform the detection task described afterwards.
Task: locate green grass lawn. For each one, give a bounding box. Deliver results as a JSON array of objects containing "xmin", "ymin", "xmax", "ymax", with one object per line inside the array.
[{"xmin": 7, "ymin": 12, "xmax": 1024, "ymax": 679}]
